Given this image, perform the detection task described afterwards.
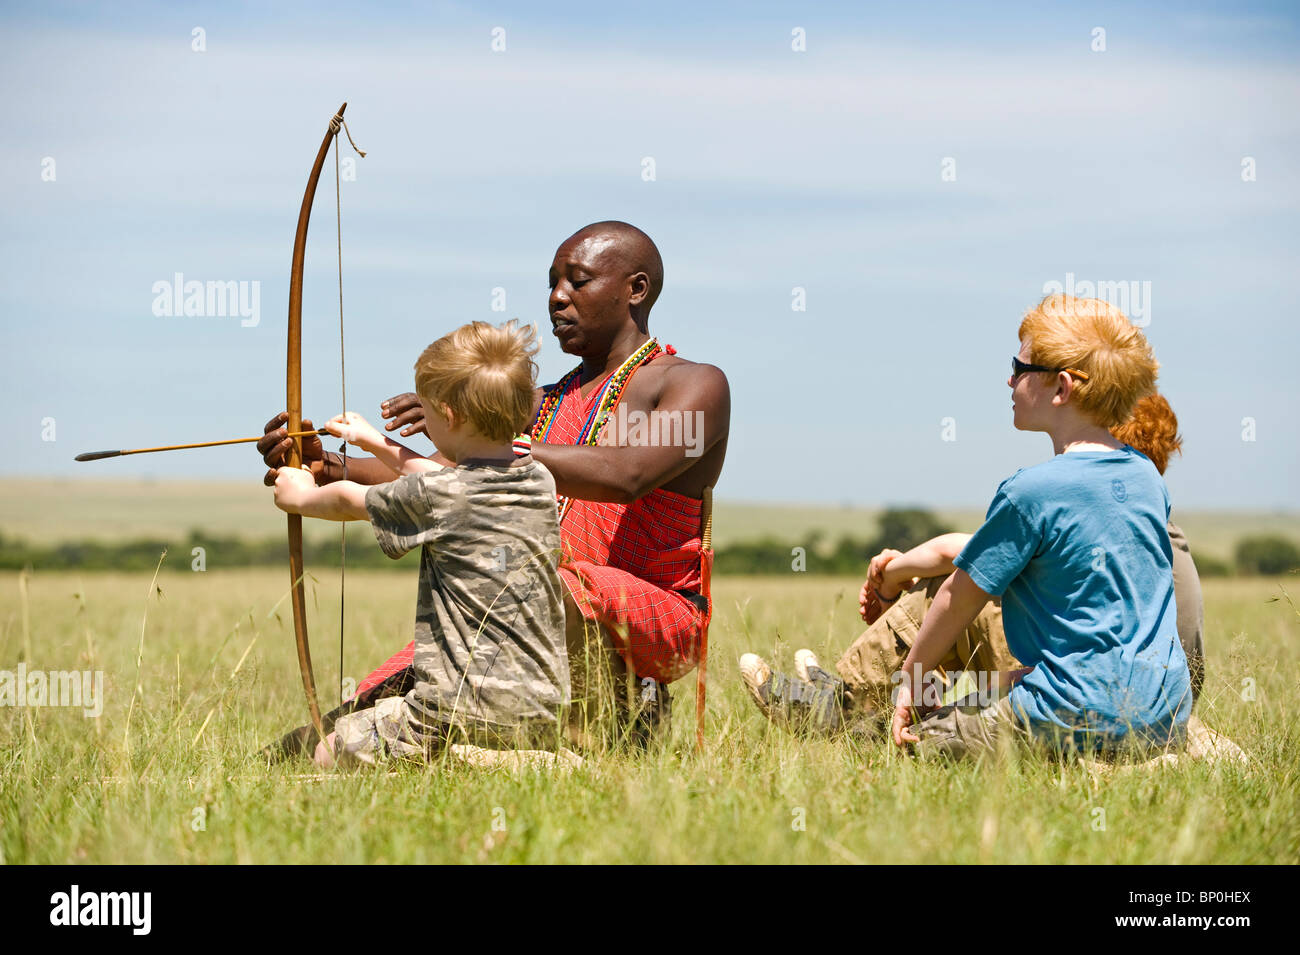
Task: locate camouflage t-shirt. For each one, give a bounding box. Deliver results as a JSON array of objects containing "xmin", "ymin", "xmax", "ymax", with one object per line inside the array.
[{"xmin": 364, "ymin": 458, "xmax": 568, "ymax": 745}]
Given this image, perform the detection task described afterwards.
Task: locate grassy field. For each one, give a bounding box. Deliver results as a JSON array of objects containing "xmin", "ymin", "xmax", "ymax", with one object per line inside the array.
[
  {"xmin": 1, "ymin": 566, "xmax": 1296, "ymax": 864},
  {"xmin": 3, "ymin": 478, "xmax": 1298, "ymax": 562}
]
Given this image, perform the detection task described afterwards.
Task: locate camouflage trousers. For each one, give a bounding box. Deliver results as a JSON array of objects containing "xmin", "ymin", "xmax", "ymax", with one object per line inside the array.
[
  {"xmin": 332, "ymin": 697, "xmax": 565, "ymax": 767},
  {"xmin": 333, "ymin": 697, "xmax": 437, "ymax": 767},
  {"xmin": 910, "ymin": 695, "xmax": 1032, "ymax": 761},
  {"xmin": 911, "ymin": 694, "xmax": 1190, "ymax": 762}
]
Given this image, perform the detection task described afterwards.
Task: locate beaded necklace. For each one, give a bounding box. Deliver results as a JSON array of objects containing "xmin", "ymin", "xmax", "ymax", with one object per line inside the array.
[{"xmin": 530, "ymin": 337, "xmax": 664, "ymax": 521}]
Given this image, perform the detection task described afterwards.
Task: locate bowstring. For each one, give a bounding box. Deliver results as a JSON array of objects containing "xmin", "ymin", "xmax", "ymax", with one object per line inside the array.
[
  {"xmin": 334, "ymin": 127, "xmax": 348, "ymax": 709},
  {"xmin": 329, "ymin": 112, "xmax": 365, "ymax": 710}
]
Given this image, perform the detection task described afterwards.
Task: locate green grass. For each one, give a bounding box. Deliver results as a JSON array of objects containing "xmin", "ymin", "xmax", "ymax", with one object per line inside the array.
[{"xmin": 1, "ymin": 567, "xmax": 1296, "ymax": 864}]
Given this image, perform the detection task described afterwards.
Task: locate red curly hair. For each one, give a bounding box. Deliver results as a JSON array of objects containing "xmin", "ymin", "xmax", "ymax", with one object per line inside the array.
[{"xmin": 1111, "ymin": 392, "xmax": 1182, "ymax": 475}]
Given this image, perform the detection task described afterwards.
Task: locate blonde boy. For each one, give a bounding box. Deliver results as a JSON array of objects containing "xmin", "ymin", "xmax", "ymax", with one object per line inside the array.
[
  {"xmin": 273, "ymin": 320, "xmax": 568, "ymax": 766},
  {"xmin": 891, "ymin": 295, "xmax": 1191, "ymax": 758}
]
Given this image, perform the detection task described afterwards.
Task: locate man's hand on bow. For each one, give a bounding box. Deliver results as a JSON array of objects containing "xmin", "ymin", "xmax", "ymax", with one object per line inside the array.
[{"xmin": 259, "ymin": 412, "xmax": 325, "ymax": 487}]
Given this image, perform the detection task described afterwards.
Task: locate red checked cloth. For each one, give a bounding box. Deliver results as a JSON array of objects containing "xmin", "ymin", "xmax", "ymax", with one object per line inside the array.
[{"xmin": 549, "ymin": 361, "xmax": 706, "ymax": 682}]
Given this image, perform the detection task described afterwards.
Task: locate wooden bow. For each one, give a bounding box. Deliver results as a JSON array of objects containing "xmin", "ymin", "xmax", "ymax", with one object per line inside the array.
[{"xmin": 285, "ymin": 102, "xmax": 350, "ymax": 747}]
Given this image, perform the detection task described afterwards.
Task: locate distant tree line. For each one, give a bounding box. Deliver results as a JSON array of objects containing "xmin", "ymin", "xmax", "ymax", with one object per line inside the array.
[
  {"xmin": 1, "ymin": 508, "xmax": 1297, "ymax": 577},
  {"xmin": 712, "ymin": 508, "xmax": 954, "ymax": 575},
  {"xmin": 0, "ymin": 530, "xmax": 417, "ymax": 573}
]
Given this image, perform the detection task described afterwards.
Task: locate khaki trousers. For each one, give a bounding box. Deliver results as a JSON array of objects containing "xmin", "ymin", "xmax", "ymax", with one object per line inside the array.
[{"xmin": 834, "ymin": 576, "xmax": 1021, "ymax": 716}]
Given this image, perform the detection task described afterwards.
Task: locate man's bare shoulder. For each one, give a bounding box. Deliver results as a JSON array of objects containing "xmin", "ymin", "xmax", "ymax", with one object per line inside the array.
[{"xmin": 643, "ymin": 354, "xmax": 729, "ymax": 389}]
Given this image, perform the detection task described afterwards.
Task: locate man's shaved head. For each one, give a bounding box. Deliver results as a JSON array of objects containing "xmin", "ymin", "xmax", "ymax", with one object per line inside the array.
[
  {"xmin": 548, "ymin": 221, "xmax": 665, "ymax": 357},
  {"xmin": 565, "ymin": 221, "xmax": 664, "ymax": 314}
]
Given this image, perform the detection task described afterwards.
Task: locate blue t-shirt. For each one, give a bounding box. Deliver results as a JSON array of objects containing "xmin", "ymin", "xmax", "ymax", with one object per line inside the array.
[{"xmin": 953, "ymin": 446, "xmax": 1191, "ymax": 752}]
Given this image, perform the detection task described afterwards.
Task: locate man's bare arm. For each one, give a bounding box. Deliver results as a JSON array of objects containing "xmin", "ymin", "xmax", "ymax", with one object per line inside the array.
[{"xmin": 530, "ymin": 364, "xmax": 729, "ymax": 503}]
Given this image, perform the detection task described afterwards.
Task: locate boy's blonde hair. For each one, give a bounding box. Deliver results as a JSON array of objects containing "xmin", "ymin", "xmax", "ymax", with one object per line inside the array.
[
  {"xmin": 414, "ymin": 320, "xmax": 539, "ymax": 443},
  {"xmin": 1018, "ymin": 294, "xmax": 1158, "ymax": 428}
]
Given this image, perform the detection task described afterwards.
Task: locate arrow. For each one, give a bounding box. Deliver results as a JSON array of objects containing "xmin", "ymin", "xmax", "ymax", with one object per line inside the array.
[{"xmin": 75, "ymin": 429, "xmax": 329, "ymax": 461}]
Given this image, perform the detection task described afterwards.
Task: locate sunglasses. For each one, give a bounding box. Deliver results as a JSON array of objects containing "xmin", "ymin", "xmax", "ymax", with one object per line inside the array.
[{"xmin": 1011, "ymin": 356, "xmax": 1090, "ymax": 381}]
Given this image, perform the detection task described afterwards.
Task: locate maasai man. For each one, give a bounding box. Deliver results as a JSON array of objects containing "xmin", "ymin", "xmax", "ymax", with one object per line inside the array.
[{"xmin": 259, "ymin": 222, "xmax": 729, "ymax": 754}]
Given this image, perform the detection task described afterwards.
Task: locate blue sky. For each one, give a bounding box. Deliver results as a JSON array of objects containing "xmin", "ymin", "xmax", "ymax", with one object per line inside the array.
[{"xmin": 2, "ymin": 1, "xmax": 1297, "ymax": 509}]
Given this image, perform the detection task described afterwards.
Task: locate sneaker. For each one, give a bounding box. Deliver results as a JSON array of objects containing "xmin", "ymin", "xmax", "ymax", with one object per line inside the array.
[
  {"xmin": 740, "ymin": 652, "xmax": 843, "ymax": 735},
  {"xmin": 794, "ymin": 649, "xmax": 843, "ymax": 690},
  {"xmin": 739, "ymin": 653, "xmax": 775, "ymax": 712}
]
